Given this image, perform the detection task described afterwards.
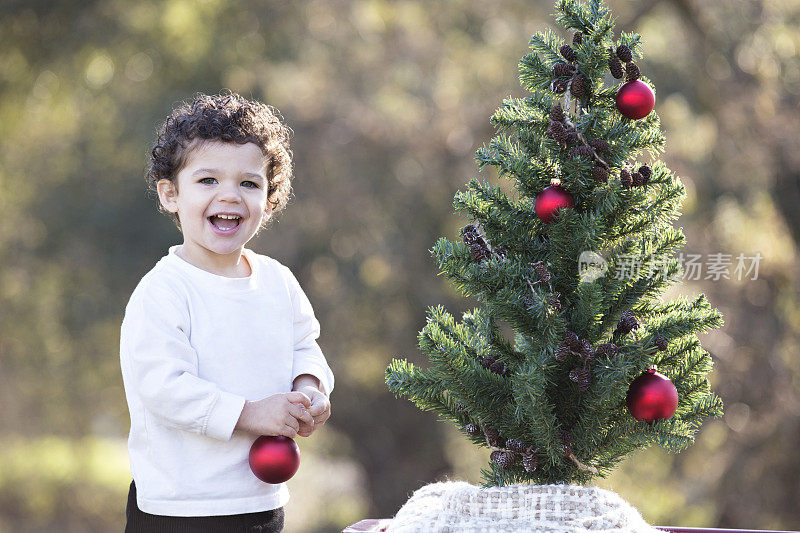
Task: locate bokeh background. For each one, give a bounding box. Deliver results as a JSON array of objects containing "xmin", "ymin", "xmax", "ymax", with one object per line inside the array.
[{"xmin": 1, "ymin": 0, "xmax": 799, "ymax": 531}]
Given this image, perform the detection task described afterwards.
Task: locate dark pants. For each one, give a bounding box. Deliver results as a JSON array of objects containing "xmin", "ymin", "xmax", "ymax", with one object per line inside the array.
[{"xmin": 125, "ymin": 480, "xmax": 284, "ymax": 533}]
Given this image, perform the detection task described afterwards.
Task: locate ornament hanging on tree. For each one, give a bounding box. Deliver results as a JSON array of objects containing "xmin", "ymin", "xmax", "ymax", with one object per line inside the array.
[
  {"xmin": 249, "ymin": 435, "xmax": 301, "ymax": 484},
  {"xmin": 535, "ymin": 181, "xmax": 574, "ymax": 223},
  {"xmin": 616, "ymin": 80, "xmax": 655, "ymax": 120},
  {"xmin": 626, "ymin": 368, "xmax": 678, "ymax": 423}
]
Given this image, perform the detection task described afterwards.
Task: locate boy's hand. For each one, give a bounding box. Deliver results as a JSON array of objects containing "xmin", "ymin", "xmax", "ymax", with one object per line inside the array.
[
  {"xmin": 294, "ymin": 385, "xmax": 331, "ymax": 437},
  {"xmin": 235, "ymin": 391, "xmax": 314, "ymax": 438}
]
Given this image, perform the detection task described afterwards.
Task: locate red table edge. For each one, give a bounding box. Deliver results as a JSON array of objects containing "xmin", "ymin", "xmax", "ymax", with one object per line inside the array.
[{"xmin": 341, "ymin": 519, "xmax": 800, "ymax": 533}]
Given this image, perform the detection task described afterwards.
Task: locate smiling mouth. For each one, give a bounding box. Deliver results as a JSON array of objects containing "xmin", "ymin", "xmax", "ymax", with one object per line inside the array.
[{"xmin": 208, "ymin": 215, "xmax": 242, "ymax": 231}]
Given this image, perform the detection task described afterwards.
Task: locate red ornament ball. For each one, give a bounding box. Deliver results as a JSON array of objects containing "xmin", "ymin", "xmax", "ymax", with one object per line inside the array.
[
  {"xmin": 249, "ymin": 435, "xmax": 301, "ymax": 484},
  {"xmin": 616, "ymin": 80, "xmax": 655, "ymax": 120},
  {"xmin": 535, "ymin": 184, "xmax": 574, "ymax": 223},
  {"xmin": 626, "ymin": 369, "xmax": 678, "ymax": 423}
]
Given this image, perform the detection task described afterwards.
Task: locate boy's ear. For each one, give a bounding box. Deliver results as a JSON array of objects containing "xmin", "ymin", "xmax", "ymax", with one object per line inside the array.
[{"xmin": 157, "ymin": 179, "xmax": 178, "ymax": 213}]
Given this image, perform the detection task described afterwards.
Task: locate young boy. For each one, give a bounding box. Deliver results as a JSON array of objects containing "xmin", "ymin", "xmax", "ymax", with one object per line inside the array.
[{"xmin": 120, "ymin": 91, "xmax": 333, "ymax": 532}]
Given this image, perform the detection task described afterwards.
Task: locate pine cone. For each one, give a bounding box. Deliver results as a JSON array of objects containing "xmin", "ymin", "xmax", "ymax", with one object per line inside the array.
[
  {"xmin": 638, "ymin": 165, "xmax": 652, "ymax": 180},
  {"xmin": 625, "ymin": 62, "xmax": 641, "ymax": 81},
  {"xmin": 462, "ymin": 224, "xmax": 479, "ymax": 245},
  {"xmin": 549, "ymin": 292, "xmax": 562, "ymax": 311},
  {"xmin": 573, "ymin": 31, "xmax": 583, "ymax": 45},
  {"xmin": 620, "ymin": 168, "xmax": 633, "ymax": 188},
  {"xmin": 569, "ymin": 366, "xmax": 590, "ymax": 384},
  {"xmin": 654, "ymin": 335, "xmax": 669, "ymax": 351},
  {"xmin": 589, "ymin": 138, "xmax": 609, "ymax": 152},
  {"xmin": 592, "ymin": 165, "xmax": 609, "ymax": 182},
  {"xmin": 491, "ymin": 450, "xmax": 519, "ymax": 469},
  {"xmin": 566, "ymin": 130, "xmax": 581, "ymax": 146},
  {"xmin": 614, "ymin": 311, "xmax": 640, "ymax": 336},
  {"xmin": 548, "ymin": 121, "xmax": 569, "ymax": 145},
  {"xmin": 532, "ymin": 261, "xmax": 551, "ymax": 282},
  {"xmin": 632, "ymin": 171, "xmax": 645, "ymax": 187},
  {"xmin": 549, "ymin": 104, "xmax": 565, "ymax": 122},
  {"xmin": 552, "ymin": 62, "xmax": 574, "ymax": 77},
  {"xmin": 462, "ymin": 423, "xmax": 481, "ymax": 437},
  {"xmin": 507, "ymin": 439, "xmax": 528, "ymax": 453},
  {"xmin": 622, "ymin": 310, "xmax": 639, "ymax": 328},
  {"xmin": 595, "ymin": 342, "xmax": 619, "ymax": 358},
  {"xmin": 563, "ymin": 330, "xmax": 581, "ymax": 350},
  {"xmin": 480, "ymin": 355, "xmax": 496, "ymax": 369},
  {"xmin": 560, "ymin": 44, "xmax": 577, "ymax": 62},
  {"xmin": 490, "ymin": 450, "xmax": 502, "ymax": 464},
  {"xmin": 608, "ymin": 48, "xmax": 624, "ymax": 79},
  {"xmin": 522, "ymin": 448, "xmax": 538, "ymax": 472},
  {"xmin": 569, "ymin": 145, "xmax": 593, "ymax": 158},
  {"xmin": 559, "ymin": 429, "xmax": 573, "ymax": 457},
  {"xmin": 616, "ymin": 44, "xmax": 633, "ymax": 63},
  {"xmin": 490, "ymin": 360, "xmax": 507, "ymax": 376},
  {"xmin": 551, "ymin": 78, "xmax": 568, "ymax": 94},
  {"xmin": 579, "ymin": 339, "xmax": 595, "ymax": 360},
  {"xmin": 484, "ymin": 427, "xmax": 501, "ymax": 447},
  {"xmin": 578, "ymin": 367, "xmax": 592, "ymax": 391},
  {"xmin": 570, "ymin": 73, "xmax": 588, "ymax": 97},
  {"xmin": 618, "ymin": 309, "xmax": 634, "ymax": 322},
  {"xmin": 470, "ymin": 242, "xmax": 490, "ymax": 262},
  {"xmin": 555, "ymin": 343, "xmax": 571, "ymax": 362}
]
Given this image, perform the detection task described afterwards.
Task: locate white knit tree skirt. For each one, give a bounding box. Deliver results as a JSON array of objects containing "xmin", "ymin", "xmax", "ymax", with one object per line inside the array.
[{"xmin": 386, "ymin": 481, "xmax": 661, "ymax": 533}]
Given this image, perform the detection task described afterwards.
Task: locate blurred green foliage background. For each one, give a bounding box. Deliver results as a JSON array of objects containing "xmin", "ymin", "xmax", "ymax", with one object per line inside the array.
[{"xmin": 0, "ymin": 0, "xmax": 798, "ymax": 531}]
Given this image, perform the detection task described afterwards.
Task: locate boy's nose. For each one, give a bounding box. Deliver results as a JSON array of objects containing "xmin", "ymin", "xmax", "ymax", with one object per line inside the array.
[{"xmin": 216, "ymin": 185, "xmax": 243, "ymax": 201}]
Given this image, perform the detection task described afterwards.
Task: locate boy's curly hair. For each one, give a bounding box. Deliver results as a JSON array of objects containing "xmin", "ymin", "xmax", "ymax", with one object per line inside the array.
[{"xmin": 145, "ymin": 90, "xmax": 294, "ymax": 231}]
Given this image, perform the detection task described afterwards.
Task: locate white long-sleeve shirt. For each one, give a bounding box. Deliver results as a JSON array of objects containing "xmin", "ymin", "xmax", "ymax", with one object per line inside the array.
[{"xmin": 119, "ymin": 244, "xmax": 334, "ymax": 516}]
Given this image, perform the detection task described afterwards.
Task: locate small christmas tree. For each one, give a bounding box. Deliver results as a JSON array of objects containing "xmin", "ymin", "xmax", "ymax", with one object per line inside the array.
[{"xmin": 386, "ymin": 0, "xmax": 723, "ymax": 487}]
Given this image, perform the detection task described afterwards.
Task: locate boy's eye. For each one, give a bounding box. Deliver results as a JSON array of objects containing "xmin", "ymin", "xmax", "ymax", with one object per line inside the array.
[{"xmin": 199, "ymin": 177, "xmax": 258, "ymax": 188}]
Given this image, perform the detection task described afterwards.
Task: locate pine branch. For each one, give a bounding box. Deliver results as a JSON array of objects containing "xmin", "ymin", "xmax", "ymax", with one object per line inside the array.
[
  {"xmin": 386, "ymin": 359, "xmax": 449, "ymax": 413},
  {"xmin": 490, "ymin": 96, "xmax": 551, "ymax": 133},
  {"xmin": 528, "ymin": 28, "xmax": 566, "ymax": 70},
  {"xmin": 462, "ymin": 307, "xmax": 519, "ymax": 361},
  {"xmin": 509, "ymin": 359, "xmax": 563, "ymax": 463},
  {"xmin": 556, "ymin": 0, "xmax": 614, "ymax": 39},
  {"xmin": 454, "ymin": 179, "xmax": 539, "ymax": 252},
  {"xmin": 572, "ymin": 278, "xmax": 605, "ymax": 339},
  {"xmin": 632, "ymin": 293, "xmax": 712, "ymax": 319},
  {"xmin": 419, "ymin": 308, "xmax": 515, "ymax": 415},
  {"xmin": 607, "ymin": 168, "xmax": 686, "ymax": 243},
  {"xmin": 475, "ymin": 133, "xmax": 556, "ymax": 198},
  {"xmin": 653, "ymin": 335, "xmax": 703, "ymax": 368},
  {"xmin": 643, "ymin": 300, "xmax": 724, "ymax": 342}
]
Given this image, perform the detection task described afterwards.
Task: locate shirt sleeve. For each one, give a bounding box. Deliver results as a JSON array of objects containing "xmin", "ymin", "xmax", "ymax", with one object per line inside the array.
[
  {"xmin": 283, "ymin": 266, "xmax": 335, "ymax": 396},
  {"xmin": 121, "ymin": 282, "xmax": 246, "ymax": 441}
]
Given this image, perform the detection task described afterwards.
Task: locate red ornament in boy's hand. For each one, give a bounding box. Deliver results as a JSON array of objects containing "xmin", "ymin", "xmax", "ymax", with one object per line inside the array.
[{"xmin": 249, "ymin": 436, "xmax": 301, "ymax": 484}]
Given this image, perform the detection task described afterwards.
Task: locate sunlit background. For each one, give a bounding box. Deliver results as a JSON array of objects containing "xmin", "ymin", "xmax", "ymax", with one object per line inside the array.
[{"xmin": 0, "ymin": 1, "xmax": 798, "ymax": 531}]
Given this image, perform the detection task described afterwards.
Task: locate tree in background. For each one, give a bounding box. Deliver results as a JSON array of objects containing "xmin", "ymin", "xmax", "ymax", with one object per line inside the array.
[{"xmin": 387, "ymin": 0, "xmax": 723, "ymax": 486}]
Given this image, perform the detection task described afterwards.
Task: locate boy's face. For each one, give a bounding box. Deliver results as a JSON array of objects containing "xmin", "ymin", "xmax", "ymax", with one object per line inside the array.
[{"xmin": 157, "ymin": 139, "xmax": 272, "ymax": 267}]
